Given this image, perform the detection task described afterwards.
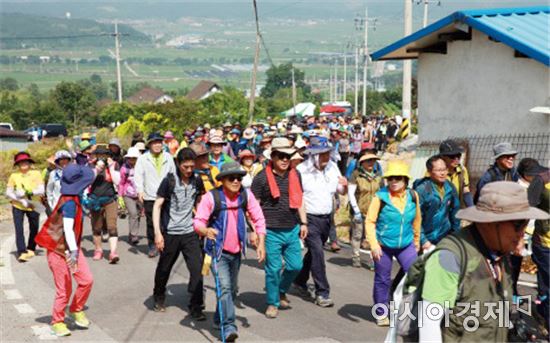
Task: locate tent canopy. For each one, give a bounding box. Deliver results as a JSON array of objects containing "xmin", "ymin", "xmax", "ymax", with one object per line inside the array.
[{"xmin": 282, "ymin": 102, "xmax": 316, "ymax": 117}]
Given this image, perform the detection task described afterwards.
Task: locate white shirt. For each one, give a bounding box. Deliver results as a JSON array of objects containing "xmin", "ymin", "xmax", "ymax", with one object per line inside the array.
[{"xmin": 298, "ymin": 158, "xmax": 342, "ymax": 215}]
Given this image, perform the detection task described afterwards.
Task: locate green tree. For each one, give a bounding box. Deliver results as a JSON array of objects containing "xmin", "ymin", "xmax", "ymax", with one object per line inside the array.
[
  {"xmin": 0, "ymin": 77, "xmax": 19, "ymax": 91},
  {"xmin": 99, "ymin": 102, "xmax": 136, "ymax": 126},
  {"xmin": 261, "ymin": 63, "xmax": 310, "ymax": 98},
  {"xmin": 139, "ymin": 112, "xmax": 168, "ymax": 136},
  {"xmin": 51, "ymin": 81, "xmax": 95, "ymax": 128},
  {"xmin": 201, "ymin": 87, "xmax": 249, "ymax": 125}
]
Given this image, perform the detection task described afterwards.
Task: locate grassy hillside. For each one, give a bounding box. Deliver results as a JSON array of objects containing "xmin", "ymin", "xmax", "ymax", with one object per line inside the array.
[{"xmin": 0, "ymin": 13, "xmax": 151, "ymax": 49}]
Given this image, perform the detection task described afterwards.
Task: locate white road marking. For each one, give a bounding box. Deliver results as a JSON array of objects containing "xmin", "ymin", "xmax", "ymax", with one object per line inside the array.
[
  {"xmin": 31, "ymin": 325, "xmax": 57, "ymax": 340},
  {"xmin": 14, "ymin": 303, "xmax": 36, "ymax": 314},
  {"xmin": 0, "ymin": 235, "xmax": 15, "ymax": 285},
  {"xmin": 3, "ymin": 289, "xmax": 23, "ymax": 300}
]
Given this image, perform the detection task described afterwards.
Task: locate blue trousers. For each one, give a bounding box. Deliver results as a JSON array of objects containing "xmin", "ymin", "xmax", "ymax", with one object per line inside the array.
[
  {"xmin": 12, "ymin": 207, "xmax": 39, "ymax": 254},
  {"xmin": 212, "ymin": 251, "xmax": 241, "ymax": 335},
  {"xmin": 265, "ymin": 225, "xmax": 303, "ymax": 307}
]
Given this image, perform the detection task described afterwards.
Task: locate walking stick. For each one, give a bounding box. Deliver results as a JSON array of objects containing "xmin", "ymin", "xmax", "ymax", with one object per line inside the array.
[{"xmin": 211, "ymin": 244, "xmax": 226, "ymax": 343}]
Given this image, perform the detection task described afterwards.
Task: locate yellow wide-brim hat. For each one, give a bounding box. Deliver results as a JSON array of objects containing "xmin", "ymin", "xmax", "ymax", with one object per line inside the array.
[{"xmin": 383, "ymin": 160, "xmax": 411, "ymax": 179}]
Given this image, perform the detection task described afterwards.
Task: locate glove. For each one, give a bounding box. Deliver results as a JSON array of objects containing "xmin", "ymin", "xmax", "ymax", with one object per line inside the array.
[
  {"xmin": 15, "ymin": 189, "xmax": 26, "ymax": 198},
  {"xmin": 353, "ymin": 213, "xmax": 363, "ymax": 223}
]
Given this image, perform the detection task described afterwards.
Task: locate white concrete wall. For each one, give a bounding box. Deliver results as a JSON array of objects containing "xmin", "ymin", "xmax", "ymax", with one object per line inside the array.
[{"xmin": 418, "ymin": 30, "xmax": 550, "ymax": 141}]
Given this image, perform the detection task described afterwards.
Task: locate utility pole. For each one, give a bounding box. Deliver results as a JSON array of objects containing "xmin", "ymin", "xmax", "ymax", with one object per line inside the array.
[
  {"xmin": 334, "ymin": 58, "xmax": 338, "ymax": 103},
  {"xmin": 292, "ymin": 67, "xmax": 296, "ymax": 116},
  {"xmin": 114, "ymin": 22, "xmax": 123, "ymax": 103},
  {"xmin": 354, "ymin": 47, "xmax": 359, "ymax": 116},
  {"xmin": 343, "ymin": 50, "xmax": 347, "ymax": 102},
  {"xmin": 329, "ymin": 69, "xmax": 333, "ymax": 102},
  {"xmin": 248, "ymin": 0, "xmax": 261, "ymax": 124},
  {"xmin": 362, "ymin": 7, "xmax": 368, "ymax": 116},
  {"xmin": 402, "ymin": 0, "xmax": 413, "ymax": 119},
  {"xmin": 417, "ymin": 0, "xmax": 441, "ymax": 28}
]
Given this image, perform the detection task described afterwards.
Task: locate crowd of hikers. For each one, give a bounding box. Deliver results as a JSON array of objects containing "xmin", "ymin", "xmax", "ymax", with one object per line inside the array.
[{"xmin": 5, "ymin": 113, "xmax": 550, "ymax": 342}]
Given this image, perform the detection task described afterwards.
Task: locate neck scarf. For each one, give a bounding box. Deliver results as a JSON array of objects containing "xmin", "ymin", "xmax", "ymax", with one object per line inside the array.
[{"xmin": 265, "ymin": 161, "xmax": 302, "ymax": 209}]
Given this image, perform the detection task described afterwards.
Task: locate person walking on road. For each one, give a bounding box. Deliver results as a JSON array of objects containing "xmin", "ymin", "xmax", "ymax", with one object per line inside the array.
[
  {"xmin": 347, "ymin": 153, "xmax": 383, "ymax": 268},
  {"xmin": 152, "ymin": 148, "xmax": 206, "ymax": 320},
  {"xmin": 135, "ymin": 133, "xmax": 176, "ymax": 258},
  {"xmin": 190, "ymin": 142, "xmax": 221, "ymax": 192},
  {"xmin": 364, "ymin": 160, "xmax": 421, "ymax": 326},
  {"xmin": 438, "ymin": 139, "xmax": 474, "ymax": 207},
  {"xmin": 194, "ymin": 162, "xmax": 266, "ymax": 342},
  {"xmin": 251, "ymin": 137, "xmax": 308, "ymax": 319},
  {"xmin": 118, "ymin": 147, "xmax": 142, "ymax": 245},
  {"xmin": 35, "ymin": 164, "xmax": 95, "ymax": 337},
  {"xmin": 209, "ymin": 133, "xmax": 235, "ymax": 170},
  {"xmin": 293, "ymin": 136, "xmax": 347, "ymax": 308},
  {"xmin": 6, "ymin": 151, "xmax": 44, "ymax": 262},
  {"xmin": 418, "ymin": 182, "xmax": 549, "ymax": 342},
  {"xmin": 46, "ymin": 150, "xmax": 72, "ymax": 214},
  {"xmin": 413, "ymin": 155, "xmax": 460, "ymax": 252}
]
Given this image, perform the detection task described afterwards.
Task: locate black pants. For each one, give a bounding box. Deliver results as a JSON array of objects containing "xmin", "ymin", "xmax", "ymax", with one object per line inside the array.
[
  {"xmin": 295, "ymin": 214, "xmax": 331, "ymax": 298},
  {"xmin": 143, "ymin": 200, "xmax": 155, "ymax": 246},
  {"xmin": 153, "ymin": 232, "xmax": 204, "ymax": 311},
  {"xmin": 12, "ymin": 207, "xmax": 39, "ymax": 254},
  {"xmin": 510, "ymin": 254, "xmax": 523, "ymax": 296}
]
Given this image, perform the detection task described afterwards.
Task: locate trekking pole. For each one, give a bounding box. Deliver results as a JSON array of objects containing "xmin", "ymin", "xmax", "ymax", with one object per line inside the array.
[{"xmin": 212, "ymin": 244, "xmax": 226, "ymax": 343}]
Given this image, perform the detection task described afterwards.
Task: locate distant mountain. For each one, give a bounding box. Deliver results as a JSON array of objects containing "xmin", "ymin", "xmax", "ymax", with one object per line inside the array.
[{"xmin": 0, "ymin": 13, "xmax": 151, "ymax": 49}]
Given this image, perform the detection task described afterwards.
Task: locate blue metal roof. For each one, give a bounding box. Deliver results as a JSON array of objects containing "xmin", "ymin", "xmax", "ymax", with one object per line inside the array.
[{"xmin": 371, "ymin": 7, "xmax": 550, "ymax": 66}]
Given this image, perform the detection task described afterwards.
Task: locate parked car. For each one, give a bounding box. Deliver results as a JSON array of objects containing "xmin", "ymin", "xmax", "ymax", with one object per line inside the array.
[
  {"xmin": 0, "ymin": 122, "xmax": 14, "ymax": 130},
  {"xmin": 40, "ymin": 123, "xmax": 68, "ymax": 138}
]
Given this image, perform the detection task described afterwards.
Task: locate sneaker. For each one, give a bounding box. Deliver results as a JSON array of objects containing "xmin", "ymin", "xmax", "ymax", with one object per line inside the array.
[
  {"xmin": 25, "ymin": 250, "xmax": 36, "ymax": 258},
  {"xmin": 190, "ymin": 309, "xmax": 206, "ymax": 321},
  {"xmin": 376, "ymin": 316, "xmax": 390, "ymax": 327},
  {"xmin": 225, "ymin": 331, "xmax": 239, "ymax": 342},
  {"xmin": 129, "ymin": 235, "xmax": 139, "ymax": 246},
  {"xmin": 109, "ymin": 252, "xmax": 119, "ymax": 264},
  {"xmin": 330, "ymin": 242, "xmax": 341, "ymax": 252},
  {"xmin": 352, "ymin": 259, "xmax": 362, "ymax": 268},
  {"xmin": 51, "ymin": 322, "xmax": 71, "ymax": 337},
  {"xmin": 70, "ymin": 311, "xmax": 90, "ymax": 329},
  {"xmin": 265, "ymin": 305, "xmax": 278, "ymax": 318},
  {"xmin": 92, "ymin": 249, "xmax": 103, "ymax": 261},
  {"xmin": 315, "ymin": 295, "xmax": 334, "ymax": 308},
  {"xmin": 279, "ymin": 293, "xmax": 291, "ymax": 310},
  {"xmin": 153, "ymin": 301, "xmax": 166, "ymax": 312},
  {"xmin": 17, "ymin": 252, "xmax": 30, "ymax": 263}
]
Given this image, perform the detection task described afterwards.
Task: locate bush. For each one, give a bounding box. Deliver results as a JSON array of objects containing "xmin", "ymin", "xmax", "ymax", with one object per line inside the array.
[{"xmin": 95, "ymin": 127, "xmax": 112, "ymax": 144}]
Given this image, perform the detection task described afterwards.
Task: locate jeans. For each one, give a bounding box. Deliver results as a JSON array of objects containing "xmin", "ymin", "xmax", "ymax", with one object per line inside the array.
[
  {"xmin": 212, "ymin": 251, "xmax": 241, "ymax": 335},
  {"xmin": 265, "ymin": 226, "xmax": 303, "ymax": 307},
  {"xmin": 532, "ymin": 243, "xmax": 550, "ymax": 329},
  {"xmin": 123, "ymin": 196, "xmax": 141, "ymax": 238},
  {"xmin": 154, "ymin": 232, "xmax": 204, "ymax": 311},
  {"xmin": 373, "ymin": 243, "xmax": 417, "ymax": 316},
  {"xmin": 295, "ymin": 214, "xmax": 331, "ymax": 298},
  {"xmin": 12, "ymin": 207, "xmax": 39, "ymax": 254},
  {"xmin": 143, "ymin": 200, "xmax": 155, "ymax": 246}
]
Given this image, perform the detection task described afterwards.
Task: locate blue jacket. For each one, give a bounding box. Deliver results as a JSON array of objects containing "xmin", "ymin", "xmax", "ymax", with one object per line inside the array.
[
  {"xmin": 375, "ymin": 187, "xmax": 417, "ymax": 249},
  {"xmin": 413, "ymin": 178, "xmax": 460, "ymax": 245},
  {"xmin": 475, "ymin": 163, "xmax": 519, "ymax": 203},
  {"xmin": 204, "ymin": 188, "xmax": 248, "ymax": 260}
]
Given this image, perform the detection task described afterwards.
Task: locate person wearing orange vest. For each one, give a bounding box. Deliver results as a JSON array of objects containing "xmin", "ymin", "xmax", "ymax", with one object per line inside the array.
[{"xmin": 35, "ymin": 164, "xmax": 95, "ymax": 337}]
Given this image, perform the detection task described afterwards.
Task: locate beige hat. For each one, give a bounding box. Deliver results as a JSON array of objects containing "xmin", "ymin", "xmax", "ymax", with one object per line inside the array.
[
  {"xmin": 208, "ymin": 134, "xmax": 225, "ymax": 144},
  {"xmin": 189, "ymin": 142, "xmax": 209, "ymax": 157},
  {"xmin": 243, "ymin": 128, "xmax": 255, "ymax": 140},
  {"xmin": 270, "ymin": 137, "xmax": 297, "ymax": 156},
  {"xmin": 456, "ymin": 181, "xmax": 549, "ymax": 223},
  {"xmin": 134, "ymin": 142, "xmax": 146, "ymax": 151},
  {"xmin": 359, "ymin": 153, "xmax": 380, "ymax": 163}
]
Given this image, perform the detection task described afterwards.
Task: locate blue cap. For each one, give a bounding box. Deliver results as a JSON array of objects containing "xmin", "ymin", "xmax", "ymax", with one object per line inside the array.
[{"xmin": 60, "ymin": 164, "xmax": 95, "ymax": 195}]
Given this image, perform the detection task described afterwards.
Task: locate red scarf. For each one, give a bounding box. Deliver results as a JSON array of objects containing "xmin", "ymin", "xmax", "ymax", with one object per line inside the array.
[
  {"xmin": 35, "ymin": 196, "xmax": 83, "ymax": 257},
  {"xmin": 265, "ymin": 162, "xmax": 302, "ymax": 209}
]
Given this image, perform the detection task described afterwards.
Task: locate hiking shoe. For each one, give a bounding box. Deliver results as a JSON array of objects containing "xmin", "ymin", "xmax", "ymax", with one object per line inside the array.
[
  {"xmin": 330, "ymin": 242, "xmax": 341, "ymax": 252},
  {"xmin": 225, "ymin": 331, "xmax": 239, "ymax": 342},
  {"xmin": 92, "ymin": 249, "xmax": 103, "ymax": 261},
  {"xmin": 352, "ymin": 259, "xmax": 362, "ymax": 268},
  {"xmin": 153, "ymin": 301, "xmax": 166, "ymax": 312},
  {"xmin": 279, "ymin": 293, "xmax": 291, "ymax": 310},
  {"xmin": 51, "ymin": 322, "xmax": 71, "ymax": 337},
  {"xmin": 109, "ymin": 252, "xmax": 119, "ymax": 264},
  {"xmin": 376, "ymin": 316, "xmax": 390, "ymax": 327},
  {"xmin": 25, "ymin": 250, "xmax": 36, "ymax": 258},
  {"xmin": 190, "ymin": 309, "xmax": 206, "ymax": 321},
  {"xmin": 265, "ymin": 305, "xmax": 278, "ymax": 319},
  {"xmin": 17, "ymin": 252, "xmax": 30, "ymax": 263},
  {"xmin": 315, "ymin": 296, "xmax": 334, "ymax": 308},
  {"xmin": 70, "ymin": 311, "xmax": 90, "ymax": 329}
]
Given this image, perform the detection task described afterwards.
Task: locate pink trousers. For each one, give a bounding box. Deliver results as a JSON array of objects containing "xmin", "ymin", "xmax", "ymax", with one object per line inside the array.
[{"xmin": 47, "ymin": 249, "xmax": 93, "ymax": 324}]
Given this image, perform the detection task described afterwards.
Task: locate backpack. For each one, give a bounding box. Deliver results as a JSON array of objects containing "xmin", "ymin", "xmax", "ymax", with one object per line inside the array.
[
  {"xmin": 396, "ymin": 234, "xmax": 468, "ymax": 341},
  {"xmin": 166, "ymin": 172, "xmax": 205, "ymax": 206},
  {"xmin": 207, "ymin": 186, "xmax": 248, "ymax": 226}
]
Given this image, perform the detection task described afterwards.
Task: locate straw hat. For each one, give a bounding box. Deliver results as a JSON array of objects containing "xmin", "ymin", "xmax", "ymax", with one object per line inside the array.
[{"xmin": 359, "ymin": 153, "xmax": 380, "ymax": 163}]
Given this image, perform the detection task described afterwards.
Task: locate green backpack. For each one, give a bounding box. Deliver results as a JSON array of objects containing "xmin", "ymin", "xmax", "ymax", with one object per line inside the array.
[{"xmin": 396, "ymin": 234, "xmax": 468, "ymax": 341}]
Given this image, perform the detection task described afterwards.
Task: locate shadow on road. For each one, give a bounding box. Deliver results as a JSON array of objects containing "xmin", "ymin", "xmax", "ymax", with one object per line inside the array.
[
  {"xmin": 337, "ymin": 304, "xmax": 376, "ymax": 323},
  {"xmin": 237, "ymin": 291, "xmax": 265, "ymax": 315}
]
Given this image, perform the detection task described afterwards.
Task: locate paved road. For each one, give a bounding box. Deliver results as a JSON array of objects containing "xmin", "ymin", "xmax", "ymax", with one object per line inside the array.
[{"xmin": 1, "ymin": 218, "xmax": 390, "ymax": 342}]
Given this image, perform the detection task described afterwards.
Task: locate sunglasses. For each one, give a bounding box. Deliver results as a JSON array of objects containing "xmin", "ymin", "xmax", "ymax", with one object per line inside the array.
[
  {"xmin": 273, "ymin": 152, "xmax": 292, "ymax": 160},
  {"xmin": 387, "ymin": 176, "xmax": 405, "ymax": 182},
  {"xmin": 511, "ymin": 220, "xmax": 528, "ymax": 232},
  {"xmin": 227, "ymin": 175, "xmax": 243, "ymax": 182}
]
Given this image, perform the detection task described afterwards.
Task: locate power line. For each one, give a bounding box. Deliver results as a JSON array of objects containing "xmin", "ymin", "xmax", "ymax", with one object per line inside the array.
[{"xmin": 259, "ymin": 34, "xmax": 274, "ymax": 66}]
